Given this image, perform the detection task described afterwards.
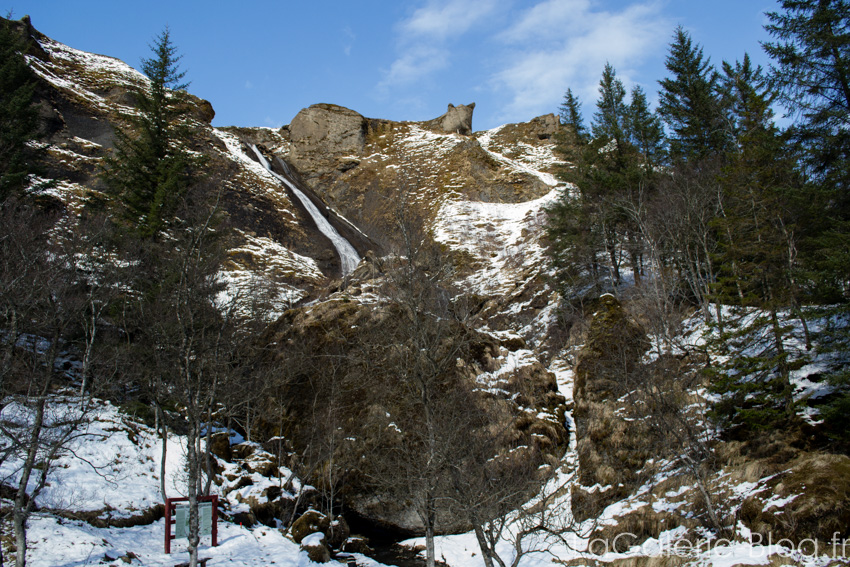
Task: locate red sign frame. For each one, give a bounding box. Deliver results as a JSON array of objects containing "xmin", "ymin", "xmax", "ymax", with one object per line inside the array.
[{"xmin": 164, "ymin": 495, "xmax": 219, "ymax": 554}]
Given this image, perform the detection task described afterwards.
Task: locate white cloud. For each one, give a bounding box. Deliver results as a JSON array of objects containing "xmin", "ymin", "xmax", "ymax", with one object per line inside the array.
[
  {"xmin": 342, "ymin": 26, "xmax": 355, "ymax": 57},
  {"xmin": 379, "ymin": 0, "xmax": 502, "ymax": 91},
  {"xmin": 245, "ymin": 80, "xmax": 254, "ymax": 90},
  {"xmin": 402, "ymin": 0, "xmax": 500, "ymax": 40},
  {"xmin": 376, "ymin": 0, "xmax": 671, "ymax": 124},
  {"xmin": 499, "ymin": 0, "xmax": 592, "ymax": 43},
  {"xmin": 492, "ymin": 1, "xmax": 670, "ymax": 122},
  {"xmin": 380, "ymin": 45, "xmax": 450, "ymax": 88}
]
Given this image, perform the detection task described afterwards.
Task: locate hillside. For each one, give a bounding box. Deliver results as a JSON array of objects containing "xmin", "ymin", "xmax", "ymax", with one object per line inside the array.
[{"xmin": 1, "ymin": 15, "xmax": 849, "ymax": 567}]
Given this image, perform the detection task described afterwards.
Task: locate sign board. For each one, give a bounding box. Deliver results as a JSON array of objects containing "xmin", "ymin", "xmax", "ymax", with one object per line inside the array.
[
  {"xmin": 164, "ymin": 496, "xmax": 219, "ymax": 554},
  {"xmin": 174, "ymin": 502, "xmax": 214, "ymax": 538}
]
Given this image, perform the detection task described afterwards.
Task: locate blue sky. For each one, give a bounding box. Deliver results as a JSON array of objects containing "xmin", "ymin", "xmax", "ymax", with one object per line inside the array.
[{"xmin": 8, "ymin": 1, "xmax": 777, "ymax": 131}]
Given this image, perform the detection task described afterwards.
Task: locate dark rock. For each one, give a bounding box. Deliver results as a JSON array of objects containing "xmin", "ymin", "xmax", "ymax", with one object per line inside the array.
[
  {"xmin": 327, "ymin": 516, "xmax": 351, "ymax": 549},
  {"xmin": 231, "ymin": 443, "xmax": 256, "ymax": 460},
  {"xmin": 300, "ymin": 533, "xmax": 332, "ymax": 563},
  {"xmin": 290, "ymin": 509, "xmax": 331, "ymax": 544},
  {"xmin": 340, "ymin": 536, "xmax": 373, "ymax": 555},
  {"xmin": 232, "ymin": 510, "xmax": 256, "ymax": 527},
  {"xmin": 209, "ymin": 432, "xmax": 232, "ymax": 462},
  {"xmin": 195, "ymin": 99, "xmax": 215, "ymax": 123}
]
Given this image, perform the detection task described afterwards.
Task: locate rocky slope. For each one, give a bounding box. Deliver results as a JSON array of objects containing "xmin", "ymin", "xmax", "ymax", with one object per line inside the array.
[
  {"xmin": 16, "ymin": 14, "xmax": 572, "ymax": 536},
  {"xmin": 9, "ymin": 15, "xmax": 850, "ymax": 567}
]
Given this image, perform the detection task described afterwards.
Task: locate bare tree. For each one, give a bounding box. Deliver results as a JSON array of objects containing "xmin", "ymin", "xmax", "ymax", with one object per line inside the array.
[
  {"xmin": 447, "ymin": 400, "xmax": 589, "ymax": 567},
  {"xmin": 0, "ymin": 201, "xmax": 106, "ymax": 567}
]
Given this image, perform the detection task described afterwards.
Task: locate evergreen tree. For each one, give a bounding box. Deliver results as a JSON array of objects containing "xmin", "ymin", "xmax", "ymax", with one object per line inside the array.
[
  {"xmin": 592, "ymin": 62, "xmax": 629, "ymax": 148},
  {"xmin": 103, "ymin": 27, "xmax": 199, "ymax": 237},
  {"xmin": 764, "ymin": 0, "xmax": 850, "ymax": 197},
  {"xmin": 658, "ymin": 26, "xmax": 729, "ymax": 162},
  {"xmin": 764, "ymin": 0, "xmax": 850, "ymax": 445},
  {"xmin": 550, "ymin": 87, "xmax": 598, "ymax": 300},
  {"xmin": 627, "ymin": 85, "xmax": 666, "ymax": 172},
  {"xmin": 548, "ymin": 65, "xmax": 650, "ymax": 296},
  {"xmin": 708, "ymin": 55, "xmax": 809, "ymax": 430},
  {"xmin": 0, "ymin": 17, "xmax": 45, "ymax": 204},
  {"xmin": 558, "ymin": 87, "xmax": 589, "ymax": 144}
]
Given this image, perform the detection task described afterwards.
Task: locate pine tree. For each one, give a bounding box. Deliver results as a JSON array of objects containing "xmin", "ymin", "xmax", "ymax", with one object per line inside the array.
[
  {"xmin": 764, "ymin": 0, "xmax": 850, "ymax": 195},
  {"xmin": 558, "ymin": 88, "xmax": 588, "ymax": 144},
  {"xmin": 103, "ymin": 27, "xmax": 199, "ymax": 237},
  {"xmin": 658, "ymin": 26, "xmax": 730, "ymax": 162},
  {"xmin": 764, "ymin": 0, "xmax": 850, "ymax": 445},
  {"xmin": 707, "ymin": 55, "xmax": 809, "ymax": 430},
  {"xmin": 0, "ymin": 17, "xmax": 45, "ymax": 204},
  {"xmin": 548, "ymin": 65, "xmax": 649, "ymax": 296},
  {"xmin": 627, "ymin": 85, "xmax": 666, "ymax": 172},
  {"xmin": 592, "ymin": 62, "xmax": 629, "ymax": 148}
]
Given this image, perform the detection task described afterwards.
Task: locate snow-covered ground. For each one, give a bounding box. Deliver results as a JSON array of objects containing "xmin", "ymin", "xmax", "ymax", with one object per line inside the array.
[
  {"xmin": 432, "ymin": 188, "xmax": 559, "ymax": 296},
  {"xmin": 0, "ymin": 396, "xmax": 331, "ymax": 567},
  {"xmin": 397, "ymin": 324, "xmax": 847, "ymax": 567},
  {"xmin": 27, "ymin": 36, "xmax": 147, "ymax": 117},
  {"xmin": 9, "ymin": 380, "xmax": 846, "ymax": 567}
]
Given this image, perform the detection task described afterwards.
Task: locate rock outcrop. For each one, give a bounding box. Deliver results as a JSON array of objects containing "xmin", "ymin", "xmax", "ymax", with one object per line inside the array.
[
  {"xmin": 424, "ymin": 102, "xmax": 476, "ymax": 135},
  {"xmin": 257, "ymin": 292, "xmax": 568, "ymax": 535},
  {"xmin": 572, "ymin": 295, "xmax": 652, "ymax": 520},
  {"xmin": 288, "ymin": 103, "xmax": 368, "ymax": 179}
]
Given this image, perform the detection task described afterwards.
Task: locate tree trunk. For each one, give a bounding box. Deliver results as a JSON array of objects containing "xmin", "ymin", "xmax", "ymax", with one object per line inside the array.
[
  {"xmin": 14, "ymin": 393, "xmax": 48, "ymax": 567},
  {"xmin": 186, "ymin": 411, "xmax": 200, "ymax": 567},
  {"xmin": 425, "ymin": 520, "xmax": 436, "ymax": 567},
  {"xmin": 473, "ymin": 524, "xmax": 496, "ymax": 567},
  {"xmin": 79, "ymin": 298, "xmax": 97, "ymax": 398},
  {"xmin": 1, "ymin": 308, "xmax": 17, "ymax": 392},
  {"xmin": 158, "ymin": 403, "xmax": 168, "ymax": 503},
  {"xmin": 13, "ymin": 506, "xmax": 26, "ymax": 567},
  {"xmin": 13, "ymin": 325, "xmax": 58, "ymax": 567},
  {"xmin": 769, "ymin": 308, "xmax": 794, "ymax": 421},
  {"xmin": 689, "ymin": 458, "xmax": 724, "ymax": 536},
  {"xmin": 203, "ymin": 403, "xmax": 214, "ymax": 496}
]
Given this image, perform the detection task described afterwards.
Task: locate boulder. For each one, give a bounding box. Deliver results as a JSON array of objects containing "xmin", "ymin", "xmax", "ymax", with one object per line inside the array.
[
  {"xmin": 290, "ymin": 509, "xmax": 331, "ymax": 544},
  {"xmin": 425, "ymin": 103, "xmax": 475, "ymax": 135},
  {"xmin": 288, "ymin": 104, "xmax": 367, "ymax": 177},
  {"xmin": 300, "ymin": 532, "xmax": 331, "ymax": 563},
  {"xmin": 327, "ymin": 516, "xmax": 350, "ymax": 549},
  {"xmin": 208, "ymin": 432, "xmax": 232, "ymax": 462},
  {"xmin": 341, "ymin": 536, "xmax": 373, "ymax": 555}
]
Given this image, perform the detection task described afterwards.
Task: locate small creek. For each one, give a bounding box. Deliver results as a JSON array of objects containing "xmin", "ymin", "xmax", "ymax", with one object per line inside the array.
[{"xmin": 341, "ymin": 512, "xmax": 441, "ymax": 567}]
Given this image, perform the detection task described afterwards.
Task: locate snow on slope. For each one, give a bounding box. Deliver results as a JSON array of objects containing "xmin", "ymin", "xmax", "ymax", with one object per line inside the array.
[
  {"xmin": 433, "ymin": 188, "xmax": 559, "ymax": 296},
  {"xmin": 27, "ymin": 36, "xmax": 148, "ymax": 115},
  {"xmin": 476, "ymin": 126, "xmax": 563, "ymax": 188},
  {"xmin": 0, "ymin": 395, "xmax": 342, "ymax": 567},
  {"xmin": 399, "ymin": 356, "xmax": 843, "ymax": 567}
]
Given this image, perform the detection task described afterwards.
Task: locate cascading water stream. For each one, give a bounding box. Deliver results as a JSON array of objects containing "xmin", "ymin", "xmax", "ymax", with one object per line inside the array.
[{"xmin": 250, "ymin": 145, "xmax": 360, "ymax": 275}]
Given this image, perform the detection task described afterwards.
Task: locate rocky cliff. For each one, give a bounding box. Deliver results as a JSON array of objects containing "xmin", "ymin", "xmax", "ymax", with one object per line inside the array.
[
  {"xmin": 14, "ymin": 17, "xmax": 847, "ymax": 564},
  {"xmin": 18, "ymin": 15, "xmax": 572, "ymax": 537}
]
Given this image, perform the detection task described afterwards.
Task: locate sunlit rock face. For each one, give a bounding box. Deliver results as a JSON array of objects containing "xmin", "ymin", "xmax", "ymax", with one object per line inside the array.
[
  {"xmin": 425, "ymin": 102, "xmax": 476, "ymax": 135},
  {"xmin": 288, "ymin": 103, "xmax": 368, "ymax": 180}
]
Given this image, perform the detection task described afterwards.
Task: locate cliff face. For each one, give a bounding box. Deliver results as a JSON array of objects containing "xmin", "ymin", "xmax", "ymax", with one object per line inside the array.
[
  {"xmin": 230, "ymin": 102, "xmax": 563, "ymax": 253},
  {"xmin": 21, "ymin": 18, "xmax": 572, "ymax": 535},
  {"xmin": 11, "ymin": 17, "xmax": 850, "ymax": 558}
]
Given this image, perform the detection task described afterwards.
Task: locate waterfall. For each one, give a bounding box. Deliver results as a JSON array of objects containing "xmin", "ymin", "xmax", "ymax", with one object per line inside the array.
[{"xmin": 250, "ymin": 145, "xmax": 360, "ymax": 276}]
